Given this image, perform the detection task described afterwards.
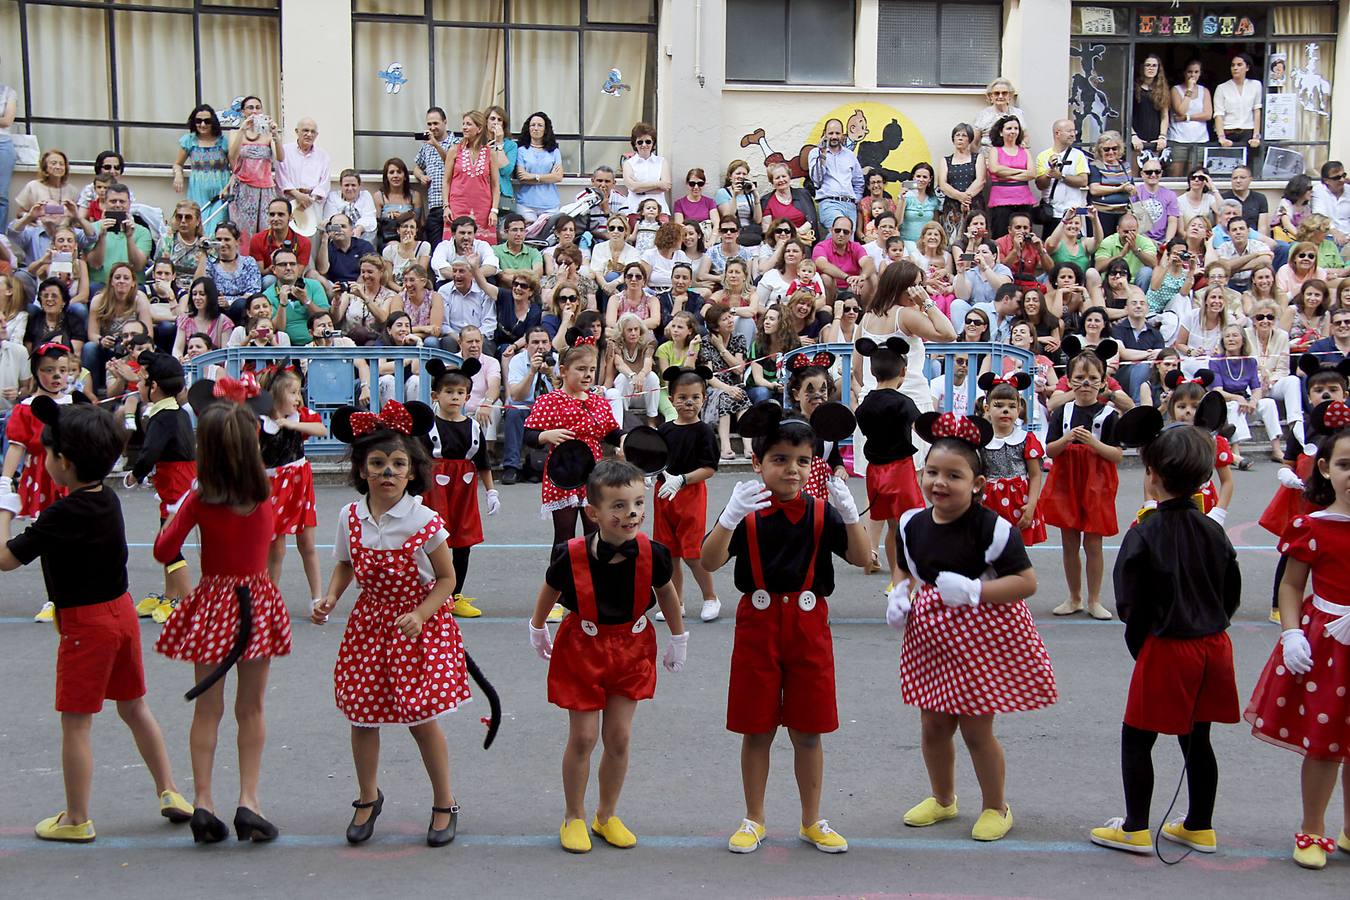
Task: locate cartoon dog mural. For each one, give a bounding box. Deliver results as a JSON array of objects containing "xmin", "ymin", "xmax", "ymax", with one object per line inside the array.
[{"xmin": 739, "ymin": 106, "xmax": 919, "ymax": 194}]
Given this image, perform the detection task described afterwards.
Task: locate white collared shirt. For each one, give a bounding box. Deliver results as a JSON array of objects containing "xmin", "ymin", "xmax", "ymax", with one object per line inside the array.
[
  {"xmin": 1213, "ymin": 79, "xmax": 1262, "ymax": 131},
  {"xmin": 334, "ymin": 494, "xmax": 449, "ymax": 584}
]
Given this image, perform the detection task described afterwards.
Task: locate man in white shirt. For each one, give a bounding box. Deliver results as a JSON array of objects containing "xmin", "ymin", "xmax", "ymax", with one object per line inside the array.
[
  {"xmin": 1311, "ymin": 160, "xmax": 1350, "ymax": 245},
  {"xmin": 437, "ymin": 256, "xmax": 498, "ymax": 354},
  {"xmin": 1213, "ymin": 54, "xmax": 1262, "ymax": 153},
  {"xmin": 500, "ymin": 326, "xmax": 558, "ymax": 484},
  {"xmin": 1034, "ymin": 119, "xmax": 1090, "ymax": 230},
  {"xmin": 431, "ymin": 216, "xmax": 499, "ymax": 285},
  {"xmin": 321, "ymin": 169, "xmax": 377, "ymax": 240},
  {"xmin": 806, "ymin": 119, "xmax": 864, "ymax": 230},
  {"xmin": 1210, "ymin": 217, "xmax": 1272, "ymax": 293}
]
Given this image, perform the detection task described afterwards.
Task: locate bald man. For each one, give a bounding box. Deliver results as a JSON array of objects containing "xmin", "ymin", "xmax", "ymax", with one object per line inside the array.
[
  {"xmin": 1034, "ymin": 118, "xmax": 1090, "ymax": 233},
  {"xmin": 275, "ymin": 116, "xmax": 331, "ymax": 265}
]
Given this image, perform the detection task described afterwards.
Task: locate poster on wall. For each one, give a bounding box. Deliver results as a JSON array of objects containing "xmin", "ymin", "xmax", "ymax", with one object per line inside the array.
[
  {"xmin": 1263, "ymin": 147, "xmax": 1307, "ymax": 181},
  {"xmin": 1079, "ymin": 7, "xmax": 1116, "ymax": 35},
  {"xmin": 1268, "ymin": 53, "xmax": 1287, "ymax": 88},
  {"xmin": 1265, "ymin": 93, "xmax": 1298, "ymax": 141},
  {"xmin": 1203, "ymin": 146, "xmax": 1247, "ymax": 176}
]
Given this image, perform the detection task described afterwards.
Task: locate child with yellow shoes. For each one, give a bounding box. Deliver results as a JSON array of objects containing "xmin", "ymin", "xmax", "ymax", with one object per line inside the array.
[
  {"xmin": 0, "ymin": 397, "xmax": 193, "ymax": 842},
  {"xmin": 1091, "ymin": 413, "xmax": 1241, "ymax": 858},
  {"xmin": 528, "ymin": 458, "xmax": 688, "ymax": 853}
]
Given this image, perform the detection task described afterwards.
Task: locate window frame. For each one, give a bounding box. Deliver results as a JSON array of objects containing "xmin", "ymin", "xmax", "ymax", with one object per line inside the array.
[
  {"xmin": 349, "ymin": 0, "xmax": 658, "ymax": 177},
  {"xmin": 724, "ymin": 0, "xmax": 858, "ymax": 87},
  {"xmin": 6, "ymin": 0, "xmax": 282, "ymax": 167},
  {"xmin": 875, "ymin": 0, "xmax": 1005, "ymax": 89}
]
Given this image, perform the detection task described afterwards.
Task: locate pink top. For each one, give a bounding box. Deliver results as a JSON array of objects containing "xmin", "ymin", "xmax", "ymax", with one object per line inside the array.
[
  {"xmin": 989, "ymin": 146, "xmax": 1035, "ymax": 208},
  {"xmin": 674, "ymin": 195, "xmax": 717, "ymax": 223},
  {"xmin": 812, "ymin": 238, "xmax": 867, "ymax": 289},
  {"xmin": 233, "ymin": 141, "xmax": 275, "ymax": 190}
]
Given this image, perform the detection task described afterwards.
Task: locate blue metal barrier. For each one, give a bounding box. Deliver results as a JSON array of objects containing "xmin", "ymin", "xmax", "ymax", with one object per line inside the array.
[
  {"xmin": 779, "ymin": 341, "xmax": 1038, "ymax": 427},
  {"xmin": 184, "ymin": 345, "xmax": 462, "ymax": 456}
]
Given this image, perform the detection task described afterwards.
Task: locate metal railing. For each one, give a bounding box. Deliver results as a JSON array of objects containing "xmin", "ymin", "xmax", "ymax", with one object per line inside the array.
[{"xmin": 184, "ymin": 345, "xmax": 462, "ymax": 456}]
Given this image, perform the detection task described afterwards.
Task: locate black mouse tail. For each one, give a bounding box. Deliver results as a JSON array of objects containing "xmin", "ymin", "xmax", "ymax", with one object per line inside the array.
[
  {"xmin": 464, "ymin": 651, "xmax": 501, "ymax": 749},
  {"xmin": 185, "ymin": 586, "xmax": 252, "ymax": 701}
]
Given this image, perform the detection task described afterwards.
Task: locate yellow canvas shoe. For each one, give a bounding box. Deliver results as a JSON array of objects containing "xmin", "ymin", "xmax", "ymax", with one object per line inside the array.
[
  {"xmin": 35, "ymin": 812, "xmax": 95, "ymax": 843},
  {"xmin": 159, "ymin": 790, "xmax": 194, "ymax": 824},
  {"xmin": 799, "ymin": 818, "xmax": 848, "ymax": 853},
  {"xmin": 1161, "ymin": 819, "xmax": 1217, "ymax": 853},
  {"xmin": 136, "ymin": 593, "xmax": 164, "ymax": 618},
  {"xmin": 591, "ymin": 814, "xmax": 636, "ymax": 848},
  {"xmin": 903, "ymin": 796, "xmax": 958, "ymax": 827},
  {"xmin": 1268, "ymin": 608, "xmax": 1282, "ymax": 625},
  {"xmin": 151, "ymin": 597, "xmax": 179, "ymax": 625},
  {"xmin": 452, "ymin": 595, "xmax": 482, "ymax": 618},
  {"xmin": 1294, "ymin": 832, "xmax": 1333, "ymax": 869},
  {"xmin": 728, "ymin": 818, "xmax": 765, "ymax": 853},
  {"xmin": 34, "ymin": 601, "xmax": 55, "ymax": 624},
  {"xmin": 972, "ymin": 806, "xmax": 1013, "ymax": 841},
  {"xmin": 1090, "ymin": 816, "xmax": 1153, "ymax": 854},
  {"xmin": 560, "ymin": 817, "xmax": 591, "ymax": 853},
  {"xmin": 546, "ymin": 603, "xmax": 566, "ymax": 623}
]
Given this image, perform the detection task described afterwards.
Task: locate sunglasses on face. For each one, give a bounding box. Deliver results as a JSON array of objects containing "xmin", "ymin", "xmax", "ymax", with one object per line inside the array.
[
  {"xmin": 558, "ymin": 295, "xmax": 577, "ymax": 303},
  {"xmin": 775, "ymin": 228, "xmax": 793, "ymax": 235},
  {"xmin": 1101, "ymin": 146, "xmax": 1120, "ymax": 153},
  {"xmin": 1335, "ymin": 320, "xmax": 1350, "ymax": 327},
  {"xmin": 842, "ymin": 305, "xmax": 860, "ymax": 313},
  {"xmin": 625, "ymin": 273, "xmax": 644, "ymax": 281},
  {"xmin": 965, "ymin": 319, "xmax": 983, "ymax": 327},
  {"xmin": 194, "ymin": 117, "xmax": 213, "ymax": 125},
  {"xmin": 512, "ymin": 282, "xmax": 530, "ymax": 290},
  {"xmin": 832, "ymin": 228, "xmax": 851, "ymax": 234},
  {"xmin": 101, "ymin": 164, "xmax": 121, "ymax": 172},
  {"xmin": 1142, "ymin": 169, "xmax": 1162, "ymax": 175},
  {"xmin": 1190, "ymin": 175, "xmax": 1207, "ymax": 181},
  {"xmin": 720, "ymin": 227, "xmax": 738, "ymax": 234},
  {"xmin": 635, "ymin": 139, "xmax": 654, "ymax": 146},
  {"xmin": 1328, "ymin": 173, "xmax": 1347, "ymax": 181},
  {"xmin": 1296, "ymin": 253, "xmax": 1317, "ymax": 259},
  {"xmin": 1253, "ymin": 313, "xmax": 1276, "ymax": 321},
  {"xmin": 687, "ymin": 180, "xmax": 705, "ymax": 187}
]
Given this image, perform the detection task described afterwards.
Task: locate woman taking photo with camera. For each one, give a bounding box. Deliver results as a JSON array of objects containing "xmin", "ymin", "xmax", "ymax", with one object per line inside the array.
[
  {"xmin": 227, "ymin": 96, "xmax": 283, "ymax": 242},
  {"xmin": 714, "ymin": 159, "xmax": 763, "ymax": 246}
]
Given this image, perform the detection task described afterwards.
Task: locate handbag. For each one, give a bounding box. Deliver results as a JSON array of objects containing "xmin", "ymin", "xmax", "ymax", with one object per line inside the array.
[{"xmin": 11, "ymin": 134, "xmax": 39, "ymax": 166}]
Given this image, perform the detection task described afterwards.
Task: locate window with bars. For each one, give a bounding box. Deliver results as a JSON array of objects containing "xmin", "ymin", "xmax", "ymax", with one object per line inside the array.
[
  {"xmin": 876, "ymin": 0, "xmax": 1002, "ymax": 88},
  {"xmin": 351, "ymin": 0, "xmax": 657, "ymax": 175},
  {"xmin": 0, "ymin": 0, "xmax": 282, "ymax": 166},
  {"xmin": 725, "ymin": 0, "xmax": 856, "ymax": 85}
]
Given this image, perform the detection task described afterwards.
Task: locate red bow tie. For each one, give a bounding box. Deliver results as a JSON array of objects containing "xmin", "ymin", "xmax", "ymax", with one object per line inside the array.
[
  {"xmin": 764, "ymin": 493, "xmax": 806, "ymax": 524},
  {"xmin": 351, "ymin": 400, "xmax": 414, "ymax": 436}
]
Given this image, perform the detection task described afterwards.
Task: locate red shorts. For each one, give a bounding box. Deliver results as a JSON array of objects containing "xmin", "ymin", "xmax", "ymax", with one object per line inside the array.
[
  {"xmin": 653, "ymin": 480, "xmax": 707, "ymax": 558},
  {"xmin": 547, "ymin": 614, "xmax": 657, "ymax": 711},
  {"xmin": 865, "ymin": 457, "xmax": 923, "ymax": 522},
  {"xmin": 727, "ymin": 592, "xmax": 837, "ymax": 734},
  {"xmin": 54, "ymin": 594, "xmax": 147, "ymax": 714},
  {"xmin": 154, "ymin": 460, "xmax": 197, "ymax": 519},
  {"xmin": 1124, "ymin": 632, "xmax": 1240, "ymax": 735}
]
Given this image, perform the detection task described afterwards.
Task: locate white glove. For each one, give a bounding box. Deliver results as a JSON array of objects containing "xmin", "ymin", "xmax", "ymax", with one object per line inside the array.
[
  {"xmin": 1277, "ymin": 467, "xmax": 1305, "ymax": 490},
  {"xmin": 529, "ymin": 622, "xmax": 553, "ymax": 660},
  {"xmin": 0, "ymin": 475, "xmax": 12, "ymax": 495},
  {"xmin": 658, "ymin": 472, "xmax": 685, "ymax": 501},
  {"xmin": 0, "ymin": 490, "xmax": 19, "ymax": 516},
  {"xmin": 485, "ymin": 489, "xmax": 500, "ymax": 516},
  {"xmin": 718, "ymin": 480, "xmax": 772, "ymax": 530},
  {"xmin": 885, "ymin": 581, "xmax": 912, "ymax": 630},
  {"xmin": 662, "ymin": 631, "xmax": 688, "ymax": 672},
  {"xmin": 934, "ymin": 571, "xmax": 982, "ymax": 608},
  {"xmin": 1207, "ymin": 507, "xmax": 1227, "ymax": 525},
  {"xmin": 1280, "ymin": 628, "xmax": 1313, "ymax": 675},
  {"xmin": 122, "ymin": 472, "xmax": 139, "ymax": 490},
  {"xmin": 825, "ymin": 475, "xmax": 860, "ymax": 524}
]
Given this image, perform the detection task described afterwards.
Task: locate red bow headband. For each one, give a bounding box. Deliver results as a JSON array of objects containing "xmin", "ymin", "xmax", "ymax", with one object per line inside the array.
[
  {"xmin": 36, "ymin": 341, "xmax": 72, "ymax": 357},
  {"xmin": 1324, "ymin": 400, "xmax": 1350, "ymax": 431},
  {"xmin": 573, "ymin": 334, "xmax": 597, "ymax": 348},
  {"xmin": 350, "ymin": 400, "xmax": 414, "ymax": 437},
  {"xmin": 214, "ymin": 373, "xmax": 260, "ymax": 404},
  {"xmin": 789, "ymin": 352, "xmax": 833, "ymax": 370},
  {"xmin": 931, "ymin": 411, "xmax": 984, "ymax": 445},
  {"xmin": 985, "ymin": 375, "xmax": 1018, "ymax": 387}
]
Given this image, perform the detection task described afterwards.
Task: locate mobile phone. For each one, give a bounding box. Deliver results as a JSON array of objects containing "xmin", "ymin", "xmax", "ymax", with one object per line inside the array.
[
  {"xmin": 960, "ymin": 252, "xmax": 976, "ymax": 262},
  {"xmin": 43, "ymin": 203, "xmax": 64, "ymax": 216},
  {"xmin": 1076, "ymin": 207, "xmax": 1091, "ymax": 217},
  {"xmin": 50, "ymin": 251, "xmax": 73, "ymax": 276},
  {"xmin": 106, "ymin": 211, "xmax": 128, "ymax": 226},
  {"xmin": 413, "ymin": 131, "xmax": 431, "ymax": 142}
]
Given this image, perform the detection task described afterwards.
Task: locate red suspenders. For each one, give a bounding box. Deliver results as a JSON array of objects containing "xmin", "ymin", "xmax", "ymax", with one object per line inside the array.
[
  {"xmin": 567, "ymin": 533, "xmax": 654, "ymax": 634},
  {"xmin": 744, "ymin": 497, "xmax": 825, "ymax": 611}
]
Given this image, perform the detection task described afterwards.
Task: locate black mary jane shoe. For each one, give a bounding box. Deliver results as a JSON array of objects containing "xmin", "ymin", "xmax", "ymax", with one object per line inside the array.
[
  {"xmin": 190, "ymin": 807, "xmax": 229, "ymax": 844},
  {"xmin": 234, "ymin": 806, "xmax": 279, "ymax": 843},
  {"xmin": 427, "ymin": 804, "xmax": 459, "ymax": 847},
  {"xmin": 346, "ymin": 789, "xmax": 384, "ymax": 845}
]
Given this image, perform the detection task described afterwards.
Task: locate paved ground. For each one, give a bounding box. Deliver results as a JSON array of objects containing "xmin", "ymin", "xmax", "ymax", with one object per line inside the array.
[{"xmin": 0, "ymin": 462, "xmax": 1346, "ymax": 899}]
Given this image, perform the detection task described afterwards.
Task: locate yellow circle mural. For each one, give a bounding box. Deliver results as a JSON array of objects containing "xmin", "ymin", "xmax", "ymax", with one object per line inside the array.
[{"xmin": 736, "ymin": 102, "xmax": 932, "ymax": 200}]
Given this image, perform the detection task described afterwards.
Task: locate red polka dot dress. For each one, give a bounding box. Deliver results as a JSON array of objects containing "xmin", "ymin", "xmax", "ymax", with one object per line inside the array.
[
  {"xmin": 523, "ymin": 389, "xmax": 618, "ymax": 516},
  {"xmin": 1259, "ymin": 446, "xmax": 1319, "ymax": 539},
  {"xmin": 4, "ymin": 397, "xmax": 69, "ymax": 518},
  {"xmin": 334, "ymin": 500, "xmax": 470, "ymax": 726},
  {"xmin": 1245, "ymin": 512, "xmax": 1350, "ymax": 762},
  {"xmin": 803, "ymin": 438, "xmax": 844, "ymax": 502},
  {"xmin": 1198, "ymin": 435, "xmax": 1233, "ymax": 514},
  {"xmin": 982, "ymin": 429, "xmax": 1047, "ymax": 546},
  {"xmin": 896, "ymin": 506, "xmax": 1058, "ymax": 716},
  {"xmin": 153, "ymin": 492, "xmax": 292, "ymax": 663},
  {"xmin": 259, "ymin": 408, "xmax": 322, "ymax": 538}
]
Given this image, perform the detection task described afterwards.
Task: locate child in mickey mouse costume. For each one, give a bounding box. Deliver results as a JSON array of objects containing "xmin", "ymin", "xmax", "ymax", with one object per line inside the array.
[
  {"xmin": 1245, "ymin": 399, "xmax": 1350, "ymax": 870},
  {"xmin": 702, "ymin": 400, "xmax": 871, "ymax": 855},
  {"xmin": 889, "ymin": 411, "xmax": 1056, "ymax": 843}
]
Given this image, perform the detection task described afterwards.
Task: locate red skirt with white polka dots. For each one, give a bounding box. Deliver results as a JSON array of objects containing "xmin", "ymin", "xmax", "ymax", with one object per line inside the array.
[
  {"xmin": 155, "ymin": 573, "xmax": 293, "ymax": 664},
  {"xmin": 335, "ymin": 589, "xmax": 470, "ymax": 727},
  {"xmin": 269, "ymin": 459, "xmax": 317, "ymax": 537},
  {"xmin": 983, "ymin": 475, "xmax": 1047, "ymax": 546},
  {"xmin": 15, "ymin": 451, "xmax": 66, "ymax": 519},
  {"xmin": 803, "ymin": 457, "xmax": 831, "ymax": 501},
  {"xmin": 1244, "ymin": 595, "xmax": 1350, "ymax": 762},
  {"xmin": 899, "ymin": 584, "xmax": 1058, "ymax": 716}
]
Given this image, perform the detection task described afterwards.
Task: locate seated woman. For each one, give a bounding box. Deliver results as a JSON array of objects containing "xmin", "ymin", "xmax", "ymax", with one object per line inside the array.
[
  {"xmin": 604, "ymin": 262, "xmax": 661, "ymax": 332},
  {"xmin": 857, "ymin": 168, "xmax": 898, "ymax": 238},
  {"xmin": 373, "ymin": 157, "xmax": 422, "ymax": 250},
  {"xmin": 605, "ymin": 312, "xmax": 660, "ymax": 427},
  {"xmin": 540, "ymin": 284, "xmax": 583, "ymax": 341},
  {"xmin": 496, "ymin": 269, "xmax": 543, "ymax": 357},
  {"xmin": 375, "ymin": 310, "xmax": 423, "ymax": 406},
  {"xmin": 334, "ymin": 254, "xmax": 396, "ymax": 345},
  {"xmin": 14, "ymin": 149, "xmax": 77, "ymax": 210},
  {"xmin": 199, "ymin": 223, "xmax": 262, "ymax": 322},
  {"xmin": 228, "ymin": 293, "xmax": 291, "ymax": 347},
  {"xmin": 540, "ymin": 245, "xmax": 597, "ymax": 313},
  {"xmin": 819, "ymin": 294, "xmax": 863, "ymax": 345},
  {"xmin": 673, "ymin": 167, "xmax": 719, "ymax": 237},
  {"xmin": 381, "ymin": 212, "xmax": 430, "ymax": 287},
  {"xmin": 1244, "ymin": 298, "xmax": 1304, "ymax": 442},
  {"xmin": 85, "ymin": 262, "xmax": 153, "ymax": 394},
  {"xmin": 386, "ymin": 264, "xmax": 445, "ymax": 349},
  {"xmin": 1211, "ymin": 323, "xmax": 1282, "ymax": 465},
  {"xmin": 23, "ymin": 277, "xmax": 85, "ymax": 355},
  {"xmin": 24, "ymin": 226, "xmax": 90, "ymax": 308},
  {"xmin": 656, "ymin": 261, "xmax": 705, "ymax": 337},
  {"xmin": 160, "ymin": 200, "xmax": 208, "ymax": 294},
  {"xmin": 590, "ymin": 215, "xmax": 640, "ymax": 293},
  {"xmin": 145, "ymin": 260, "xmax": 184, "ymax": 352},
  {"xmin": 761, "ymin": 162, "xmax": 815, "ymax": 235},
  {"xmin": 1277, "ymin": 241, "xmax": 1339, "ymax": 297},
  {"xmin": 323, "ymin": 168, "xmax": 378, "ymax": 242},
  {"xmin": 781, "ymin": 288, "xmax": 833, "ymax": 345},
  {"xmin": 714, "ymin": 159, "xmax": 762, "ymax": 246},
  {"xmin": 1176, "ymin": 282, "xmax": 1230, "ymax": 364},
  {"xmin": 698, "ymin": 302, "xmax": 752, "ymax": 459},
  {"xmin": 747, "ymin": 305, "xmax": 799, "ymax": 405},
  {"xmin": 710, "ymin": 257, "xmax": 760, "ymax": 345},
  {"xmin": 639, "ymin": 221, "xmax": 691, "ymax": 292},
  {"xmin": 755, "ymin": 218, "xmax": 803, "ymax": 286},
  {"xmin": 171, "ymin": 276, "xmax": 232, "ymax": 358},
  {"xmin": 1282, "ymin": 278, "xmax": 1330, "ymax": 353},
  {"xmin": 543, "ymin": 215, "xmax": 593, "ymax": 276}
]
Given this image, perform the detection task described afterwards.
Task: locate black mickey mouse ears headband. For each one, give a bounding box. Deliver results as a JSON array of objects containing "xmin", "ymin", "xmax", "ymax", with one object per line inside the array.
[
  {"xmin": 1298, "ymin": 352, "xmax": 1350, "ymax": 379},
  {"xmin": 977, "ymin": 370, "xmax": 1032, "ymax": 392},
  {"xmin": 547, "ymin": 425, "xmax": 670, "ymax": 491},
  {"xmin": 31, "ymin": 394, "xmax": 92, "ymax": 456},
  {"xmin": 187, "ymin": 376, "xmax": 274, "ymax": 419},
  {"xmin": 1061, "ymin": 335, "xmax": 1119, "ymax": 363},
  {"xmin": 1310, "ymin": 399, "xmax": 1350, "ymax": 437},
  {"xmin": 738, "ymin": 399, "xmax": 856, "ymax": 444},
  {"xmin": 1116, "ymin": 393, "xmax": 1226, "ymax": 448},
  {"xmin": 331, "ymin": 400, "xmax": 435, "ymax": 444},
  {"xmin": 855, "ymin": 336, "xmax": 910, "ymax": 358},
  {"xmin": 424, "ymin": 357, "xmax": 483, "ymax": 383},
  {"xmin": 662, "ymin": 364, "xmax": 713, "ymax": 386},
  {"xmin": 1164, "ymin": 368, "xmax": 1215, "ymax": 390}
]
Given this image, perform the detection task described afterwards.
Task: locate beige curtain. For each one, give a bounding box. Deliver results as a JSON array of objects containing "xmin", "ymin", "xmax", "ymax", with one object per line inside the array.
[
  {"xmin": 354, "ymin": 21, "xmax": 430, "ymax": 134},
  {"xmin": 1272, "ymin": 7, "xmax": 1335, "ymax": 174},
  {"xmin": 584, "ymin": 31, "xmax": 648, "ymax": 137},
  {"xmin": 509, "ymin": 29, "xmax": 579, "ymax": 133},
  {"xmin": 433, "ymin": 27, "xmax": 506, "ymax": 118}
]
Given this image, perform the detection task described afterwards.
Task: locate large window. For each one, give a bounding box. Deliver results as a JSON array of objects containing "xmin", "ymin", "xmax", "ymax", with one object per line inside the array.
[
  {"xmin": 876, "ymin": 1, "xmax": 1003, "ymax": 88},
  {"xmin": 725, "ymin": 0, "xmax": 856, "ymax": 86},
  {"xmin": 1068, "ymin": 2, "xmax": 1336, "ymax": 175},
  {"xmin": 0, "ymin": 0, "xmax": 281, "ymax": 166},
  {"xmin": 351, "ymin": 0, "xmax": 657, "ymax": 175}
]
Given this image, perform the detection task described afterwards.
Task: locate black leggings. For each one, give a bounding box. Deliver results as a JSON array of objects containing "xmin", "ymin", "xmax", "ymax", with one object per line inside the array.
[
  {"xmin": 1121, "ymin": 722, "xmax": 1218, "ymax": 833},
  {"xmin": 551, "ymin": 507, "xmax": 596, "ymax": 548},
  {"xmin": 452, "ymin": 546, "xmax": 471, "ymax": 598},
  {"xmin": 1272, "ymin": 552, "xmax": 1288, "ymax": 610}
]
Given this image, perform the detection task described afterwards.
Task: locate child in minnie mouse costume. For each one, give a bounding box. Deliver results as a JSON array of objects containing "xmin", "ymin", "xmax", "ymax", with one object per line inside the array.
[
  {"xmin": 1090, "ymin": 407, "xmax": 1241, "ymax": 857},
  {"xmin": 890, "ymin": 411, "xmax": 1055, "ymax": 843},
  {"xmin": 421, "ymin": 358, "xmax": 500, "ymax": 619},
  {"xmin": 701, "ymin": 400, "xmax": 871, "ymax": 854},
  {"xmin": 978, "ymin": 372, "xmax": 1047, "ymax": 546}
]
